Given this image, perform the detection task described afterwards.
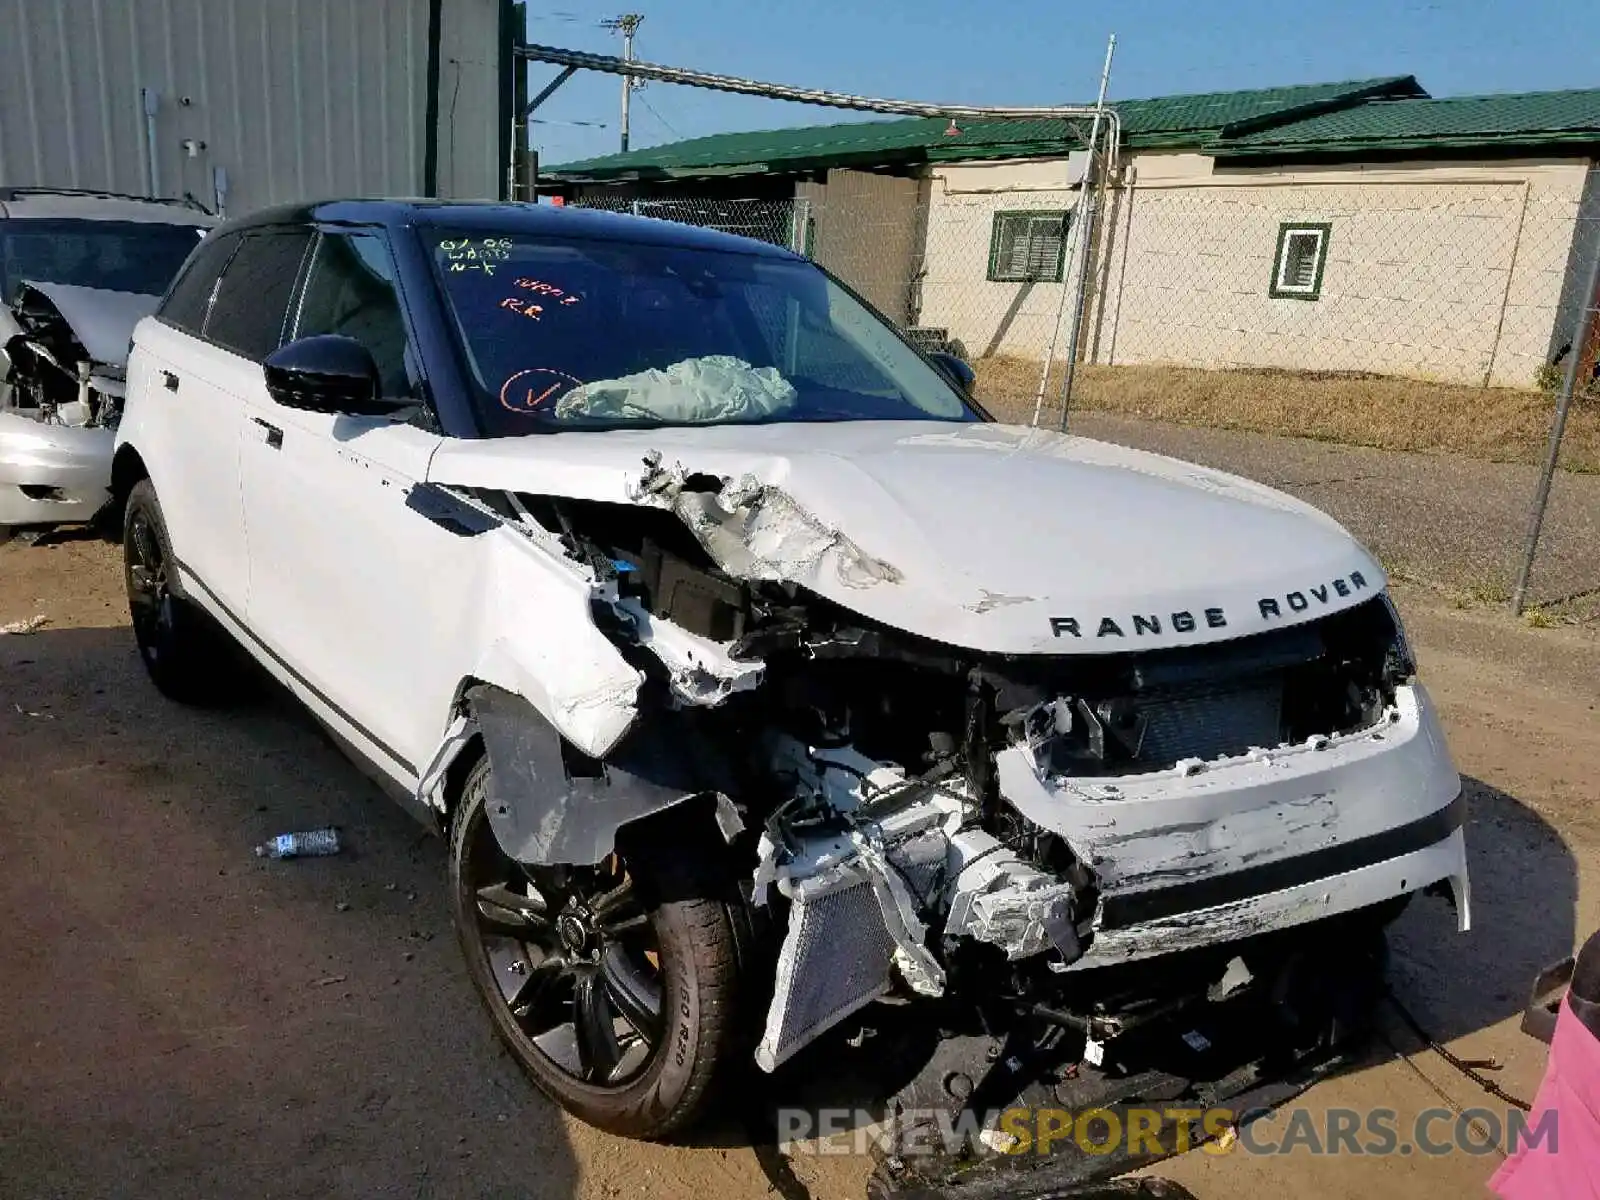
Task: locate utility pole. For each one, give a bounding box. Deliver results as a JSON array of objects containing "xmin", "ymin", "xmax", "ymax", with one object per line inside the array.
[{"xmin": 601, "ymin": 14, "xmax": 644, "ymax": 152}]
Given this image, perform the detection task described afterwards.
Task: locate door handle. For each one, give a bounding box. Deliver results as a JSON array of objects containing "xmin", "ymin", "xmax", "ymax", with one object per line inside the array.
[
  {"xmin": 252, "ymin": 416, "xmax": 283, "ymax": 450},
  {"xmin": 160, "ymin": 370, "xmax": 179, "ymax": 392}
]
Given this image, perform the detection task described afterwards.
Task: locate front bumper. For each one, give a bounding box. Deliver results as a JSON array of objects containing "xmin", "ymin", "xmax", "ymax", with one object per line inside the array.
[
  {"xmin": 0, "ymin": 411, "xmax": 114, "ymax": 527},
  {"xmin": 996, "ymin": 683, "xmax": 1469, "ymax": 968}
]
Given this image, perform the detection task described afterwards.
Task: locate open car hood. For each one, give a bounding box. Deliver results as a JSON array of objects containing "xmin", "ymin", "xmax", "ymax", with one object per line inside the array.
[
  {"xmin": 427, "ymin": 420, "xmax": 1383, "ymax": 656},
  {"xmin": 17, "ymin": 281, "xmax": 159, "ymax": 365}
]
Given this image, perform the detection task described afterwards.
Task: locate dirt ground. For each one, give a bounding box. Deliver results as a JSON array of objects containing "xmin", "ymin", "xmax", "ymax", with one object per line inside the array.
[
  {"xmin": 977, "ymin": 360, "xmax": 1600, "ymax": 474},
  {"xmin": 3, "ymin": 430, "xmax": 1599, "ymax": 1199}
]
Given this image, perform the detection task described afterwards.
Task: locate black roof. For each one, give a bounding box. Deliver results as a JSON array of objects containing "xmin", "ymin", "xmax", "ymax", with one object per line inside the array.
[{"xmin": 217, "ymin": 198, "xmax": 799, "ymax": 259}]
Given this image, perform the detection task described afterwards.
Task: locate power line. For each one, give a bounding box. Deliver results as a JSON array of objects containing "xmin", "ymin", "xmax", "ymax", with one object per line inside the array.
[{"xmin": 636, "ymin": 93, "xmax": 682, "ymax": 140}]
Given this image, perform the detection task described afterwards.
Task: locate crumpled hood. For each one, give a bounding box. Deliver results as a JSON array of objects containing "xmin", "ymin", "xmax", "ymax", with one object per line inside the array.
[
  {"xmin": 18, "ymin": 281, "xmax": 159, "ymax": 365},
  {"xmin": 427, "ymin": 420, "xmax": 1383, "ymax": 655}
]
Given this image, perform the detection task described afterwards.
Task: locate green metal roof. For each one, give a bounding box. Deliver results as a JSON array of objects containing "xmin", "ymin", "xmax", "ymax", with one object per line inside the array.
[
  {"xmin": 544, "ymin": 76, "xmax": 1423, "ymax": 182},
  {"xmin": 1213, "ymin": 88, "xmax": 1600, "ymax": 157}
]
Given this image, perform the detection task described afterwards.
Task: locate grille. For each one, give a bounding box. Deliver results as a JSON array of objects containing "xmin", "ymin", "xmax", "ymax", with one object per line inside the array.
[
  {"xmin": 1002, "ymin": 598, "xmax": 1400, "ymax": 777},
  {"xmin": 1137, "ymin": 678, "xmax": 1285, "ymax": 764}
]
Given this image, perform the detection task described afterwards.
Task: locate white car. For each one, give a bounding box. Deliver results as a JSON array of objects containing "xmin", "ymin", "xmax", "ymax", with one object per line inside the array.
[
  {"xmin": 0, "ymin": 188, "xmax": 212, "ymax": 536},
  {"xmin": 112, "ymin": 200, "xmax": 1469, "ymax": 1146}
]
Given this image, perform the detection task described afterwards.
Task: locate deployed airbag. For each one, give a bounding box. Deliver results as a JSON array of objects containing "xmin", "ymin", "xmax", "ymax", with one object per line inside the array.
[{"xmin": 555, "ymin": 355, "xmax": 796, "ymax": 424}]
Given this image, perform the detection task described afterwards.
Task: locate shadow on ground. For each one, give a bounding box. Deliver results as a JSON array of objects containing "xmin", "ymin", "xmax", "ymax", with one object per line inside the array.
[
  {"xmin": 0, "ymin": 626, "xmax": 578, "ymax": 1200},
  {"xmin": 1387, "ymin": 775, "xmax": 1578, "ymax": 1042},
  {"xmin": 0, "ymin": 626, "xmax": 1579, "ymax": 1199}
]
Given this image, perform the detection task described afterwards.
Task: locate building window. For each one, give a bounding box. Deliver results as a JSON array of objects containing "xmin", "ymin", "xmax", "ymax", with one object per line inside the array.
[
  {"xmin": 1270, "ymin": 222, "xmax": 1331, "ymax": 300},
  {"xmin": 987, "ymin": 210, "xmax": 1070, "ymax": 283}
]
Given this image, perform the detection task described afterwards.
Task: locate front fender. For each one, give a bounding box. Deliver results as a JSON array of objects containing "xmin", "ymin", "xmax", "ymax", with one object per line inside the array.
[
  {"xmin": 453, "ymin": 513, "xmax": 645, "ymax": 761},
  {"xmin": 468, "ymin": 635, "xmax": 640, "ymax": 760}
]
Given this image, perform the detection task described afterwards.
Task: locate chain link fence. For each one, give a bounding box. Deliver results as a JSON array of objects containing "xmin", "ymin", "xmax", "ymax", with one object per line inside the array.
[
  {"xmin": 1083, "ymin": 180, "xmax": 1599, "ymax": 391},
  {"xmin": 567, "ymin": 194, "xmax": 807, "ymax": 252}
]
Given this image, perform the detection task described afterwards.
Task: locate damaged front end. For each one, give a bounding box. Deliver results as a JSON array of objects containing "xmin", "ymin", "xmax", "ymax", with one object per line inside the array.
[
  {"xmin": 0, "ymin": 283, "xmax": 136, "ymax": 530},
  {"xmin": 434, "ymin": 456, "xmax": 1468, "ymax": 1108}
]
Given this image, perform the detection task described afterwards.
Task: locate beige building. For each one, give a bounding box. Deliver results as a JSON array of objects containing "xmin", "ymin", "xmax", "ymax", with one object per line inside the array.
[
  {"xmin": 923, "ymin": 152, "xmax": 1597, "ymax": 387},
  {"xmin": 547, "ymin": 77, "xmax": 1600, "ymax": 389}
]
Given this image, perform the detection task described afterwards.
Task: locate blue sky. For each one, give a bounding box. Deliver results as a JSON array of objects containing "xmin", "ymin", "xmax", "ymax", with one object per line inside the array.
[{"xmin": 523, "ymin": 0, "xmax": 1597, "ymax": 166}]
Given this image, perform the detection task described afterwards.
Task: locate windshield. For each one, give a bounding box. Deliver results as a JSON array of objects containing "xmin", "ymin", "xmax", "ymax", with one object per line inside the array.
[
  {"xmin": 0, "ymin": 218, "xmax": 207, "ymax": 299},
  {"xmin": 425, "ymin": 229, "xmax": 976, "ymax": 434}
]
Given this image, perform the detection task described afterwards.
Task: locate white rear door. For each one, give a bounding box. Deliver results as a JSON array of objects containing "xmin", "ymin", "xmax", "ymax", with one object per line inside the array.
[{"xmin": 130, "ymin": 228, "xmax": 305, "ymax": 615}]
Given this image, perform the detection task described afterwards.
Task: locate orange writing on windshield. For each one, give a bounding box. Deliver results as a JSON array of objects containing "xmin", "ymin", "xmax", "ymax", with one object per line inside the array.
[
  {"xmin": 498, "ymin": 367, "xmax": 584, "ymax": 414},
  {"xmin": 499, "ymin": 296, "xmax": 543, "ymax": 320},
  {"xmin": 514, "ymin": 277, "xmax": 581, "ymax": 305}
]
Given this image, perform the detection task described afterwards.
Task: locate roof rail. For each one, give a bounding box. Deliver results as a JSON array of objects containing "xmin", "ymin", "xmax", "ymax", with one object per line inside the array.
[{"xmin": 0, "ymin": 186, "xmax": 210, "ymax": 214}]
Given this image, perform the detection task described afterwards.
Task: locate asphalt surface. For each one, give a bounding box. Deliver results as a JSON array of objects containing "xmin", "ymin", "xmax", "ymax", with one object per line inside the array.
[{"xmin": 1072, "ymin": 413, "xmax": 1600, "ymax": 621}]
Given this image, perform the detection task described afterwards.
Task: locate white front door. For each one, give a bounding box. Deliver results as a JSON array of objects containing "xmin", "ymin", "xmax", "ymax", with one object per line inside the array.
[{"xmin": 238, "ymin": 229, "xmax": 471, "ymax": 784}]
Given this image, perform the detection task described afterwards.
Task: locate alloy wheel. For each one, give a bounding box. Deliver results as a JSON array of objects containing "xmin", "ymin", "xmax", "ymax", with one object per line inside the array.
[
  {"xmin": 126, "ymin": 506, "xmax": 175, "ymax": 663},
  {"xmin": 465, "ymin": 818, "xmax": 665, "ymax": 1086}
]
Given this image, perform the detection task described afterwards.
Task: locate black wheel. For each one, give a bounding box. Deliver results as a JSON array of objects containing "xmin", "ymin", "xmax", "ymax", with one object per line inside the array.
[
  {"xmin": 123, "ymin": 479, "xmax": 243, "ymax": 704},
  {"xmin": 449, "ymin": 756, "xmax": 739, "ymax": 1139}
]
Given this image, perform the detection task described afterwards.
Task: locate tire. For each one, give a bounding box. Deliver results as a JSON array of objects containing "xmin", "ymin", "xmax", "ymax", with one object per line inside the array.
[
  {"xmin": 122, "ymin": 478, "xmax": 244, "ymax": 704},
  {"xmin": 449, "ymin": 755, "xmax": 740, "ymax": 1139}
]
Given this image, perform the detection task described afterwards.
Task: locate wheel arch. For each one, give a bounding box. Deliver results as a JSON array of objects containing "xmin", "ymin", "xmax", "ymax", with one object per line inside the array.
[{"xmin": 107, "ymin": 444, "xmax": 150, "ymax": 533}]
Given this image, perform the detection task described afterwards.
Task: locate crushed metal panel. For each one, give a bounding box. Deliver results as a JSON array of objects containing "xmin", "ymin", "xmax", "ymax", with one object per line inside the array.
[
  {"xmin": 631, "ymin": 458, "xmax": 902, "ymax": 589},
  {"xmin": 461, "ymin": 522, "xmax": 647, "ymax": 759},
  {"xmin": 423, "ymin": 420, "xmax": 1386, "ymax": 656},
  {"xmin": 613, "ymin": 597, "xmax": 764, "ymax": 705},
  {"xmin": 415, "ymin": 711, "xmax": 477, "ymax": 815}
]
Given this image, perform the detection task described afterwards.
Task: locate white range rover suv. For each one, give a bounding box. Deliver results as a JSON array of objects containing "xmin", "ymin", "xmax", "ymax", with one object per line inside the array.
[{"xmin": 113, "ymin": 200, "xmax": 1469, "ymax": 1148}]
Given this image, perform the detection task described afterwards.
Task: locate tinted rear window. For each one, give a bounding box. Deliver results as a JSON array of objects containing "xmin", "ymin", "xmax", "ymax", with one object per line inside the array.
[
  {"xmin": 205, "ymin": 229, "xmax": 313, "ymax": 361},
  {"xmin": 158, "ymin": 230, "xmax": 242, "ymax": 336}
]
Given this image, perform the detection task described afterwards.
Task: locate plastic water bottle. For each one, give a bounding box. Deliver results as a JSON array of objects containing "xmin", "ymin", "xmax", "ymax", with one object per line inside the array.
[{"xmin": 255, "ymin": 828, "xmax": 342, "ymax": 859}]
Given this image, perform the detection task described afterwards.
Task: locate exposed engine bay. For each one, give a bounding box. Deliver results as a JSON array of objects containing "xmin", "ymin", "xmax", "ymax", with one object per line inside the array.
[
  {"xmin": 3, "ymin": 282, "xmax": 133, "ymax": 429},
  {"xmin": 434, "ymin": 458, "xmax": 1467, "ymax": 1090}
]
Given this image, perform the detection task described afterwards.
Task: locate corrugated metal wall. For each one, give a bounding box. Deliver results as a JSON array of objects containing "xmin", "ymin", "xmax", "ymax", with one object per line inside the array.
[
  {"xmin": 0, "ymin": 0, "xmax": 505, "ymax": 214},
  {"xmin": 436, "ymin": 0, "xmax": 506, "ymax": 202}
]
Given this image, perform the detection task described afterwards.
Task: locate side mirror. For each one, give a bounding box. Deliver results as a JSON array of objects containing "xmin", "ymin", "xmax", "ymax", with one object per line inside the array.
[
  {"xmin": 928, "ymin": 350, "xmax": 975, "ymax": 394},
  {"xmin": 263, "ymin": 335, "xmax": 405, "ymax": 417}
]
